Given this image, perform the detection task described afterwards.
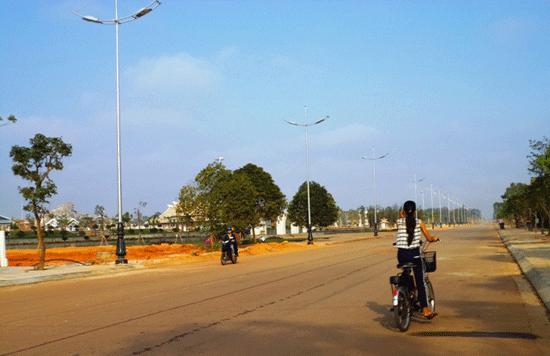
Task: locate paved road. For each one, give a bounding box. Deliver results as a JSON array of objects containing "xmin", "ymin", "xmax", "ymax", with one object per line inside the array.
[{"xmin": 1, "ymin": 224, "xmax": 549, "ymax": 355}]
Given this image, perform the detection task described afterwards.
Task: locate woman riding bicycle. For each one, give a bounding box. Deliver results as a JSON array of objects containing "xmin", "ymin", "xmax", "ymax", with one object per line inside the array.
[{"xmin": 395, "ymin": 200, "xmax": 439, "ymax": 319}]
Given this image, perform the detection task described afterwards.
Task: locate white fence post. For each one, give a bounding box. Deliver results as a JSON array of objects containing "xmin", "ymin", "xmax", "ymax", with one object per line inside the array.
[
  {"xmin": 290, "ymin": 224, "xmax": 301, "ymax": 234},
  {"xmin": 0, "ymin": 231, "xmax": 8, "ymax": 267},
  {"xmin": 276, "ymin": 213, "xmax": 287, "ymax": 235}
]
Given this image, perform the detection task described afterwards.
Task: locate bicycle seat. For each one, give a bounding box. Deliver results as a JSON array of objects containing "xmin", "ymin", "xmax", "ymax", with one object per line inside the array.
[{"xmin": 397, "ymin": 262, "xmax": 416, "ymax": 269}]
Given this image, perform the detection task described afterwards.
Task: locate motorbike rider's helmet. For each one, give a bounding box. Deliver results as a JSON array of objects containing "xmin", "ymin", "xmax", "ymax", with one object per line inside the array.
[{"xmin": 226, "ymin": 226, "xmax": 232, "ymax": 232}]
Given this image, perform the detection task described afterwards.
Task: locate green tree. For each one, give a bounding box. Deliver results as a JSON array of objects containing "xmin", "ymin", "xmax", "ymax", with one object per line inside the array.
[
  {"xmin": 57, "ymin": 214, "xmax": 71, "ymax": 232},
  {"xmin": 79, "ymin": 215, "xmax": 94, "ymax": 234},
  {"xmin": 177, "ymin": 182, "xmax": 199, "ymax": 231},
  {"xmin": 148, "ymin": 212, "xmax": 162, "ymax": 228},
  {"xmin": 0, "ymin": 115, "xmax": 16, "ymax": 127},
  {"xmin": 194, "ymin": 161, "xmax": 232, "ymax": 238},
  {"xmin": 528, "ymin": 137, "xmax": 550, "ymax": 176},
  {"xmin": 220, "ymin": 172, "xmax": 257, "ymax": 235},
  {"xmin": 135, "ymin": 201, "xmax": 147, "ymax": 238},
  {"xmin": 529, "ymin": 173, "xmax": 550, "ymax": 234},
  {"xmin": 500, "ymin": 182, "xmax": 530, "ymax": 227},
  {"xmin": 10, "ymin": 134, "xmax": 72, "ymax": 270},
  {"xmin": 122, "ymin": 212, "xmax": 133, "ymax": 226},
  {"xmin": 94, "ymin": 205, "xmax": 106, "ymax": 236},
  {"xmin": 288, "ymin": 181, "xmax": 339, "ymax": 229},
  {"xmin": 234, "ymin": 163, "xmax": 287, "ymax": 239}
]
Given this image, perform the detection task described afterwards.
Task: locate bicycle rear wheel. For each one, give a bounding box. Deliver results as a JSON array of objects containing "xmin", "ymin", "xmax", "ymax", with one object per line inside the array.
[{"xmin": 394, "ymin": 287, "xmax": 411, "ymax": 332}]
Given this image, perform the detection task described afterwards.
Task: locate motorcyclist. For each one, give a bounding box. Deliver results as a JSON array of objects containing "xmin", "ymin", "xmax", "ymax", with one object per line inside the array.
[{"xmin": 223, "ymin": 227, "xmax": 239, "ymax": 256}]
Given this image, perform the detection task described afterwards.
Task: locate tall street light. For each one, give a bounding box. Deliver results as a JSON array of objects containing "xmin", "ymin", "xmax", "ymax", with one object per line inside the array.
[
  {"xmin": 284, "ymin": 106, "xmax": 328, "ymax": 244},
  {"xmin": 425, "ymin": 184, "xmax": 437, "ymax": 228},
  {"xmin": 410, "ymin": 174, "xmax": 425, "ymax": 216},
  {"xmin": 362, "ymin": 148, "xmax": 388, "ymax": 236},
  {"xmin": 73, "ymin": 0, "xmax": 161, "ymax": 264}
]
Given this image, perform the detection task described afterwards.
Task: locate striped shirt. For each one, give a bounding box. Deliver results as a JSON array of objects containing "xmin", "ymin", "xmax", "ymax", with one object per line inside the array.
[{"xmin": 395, "ymin": 217, "xmax": 422, "ymax": 249}]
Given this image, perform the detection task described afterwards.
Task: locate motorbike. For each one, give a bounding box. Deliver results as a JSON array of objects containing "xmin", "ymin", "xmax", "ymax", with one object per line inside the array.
[{"xmin": 221, "ymin": 235, "xmax": 237, "ymax": 265}]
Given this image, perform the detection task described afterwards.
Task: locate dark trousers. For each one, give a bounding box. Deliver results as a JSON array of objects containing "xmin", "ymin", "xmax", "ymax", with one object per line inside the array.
[{"xmin": 397, "ymin": 248, "xmax": 428, "ymax": 308}]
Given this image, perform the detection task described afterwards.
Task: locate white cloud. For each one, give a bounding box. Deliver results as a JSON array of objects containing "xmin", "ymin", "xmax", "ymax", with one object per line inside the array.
[
  {"xmin": 127, "ymin": 53, "xmax": 222, "ymax": 98},
  {"xmin": 315, "ymin": 124, "xmax": 376, "ymax": 150}
]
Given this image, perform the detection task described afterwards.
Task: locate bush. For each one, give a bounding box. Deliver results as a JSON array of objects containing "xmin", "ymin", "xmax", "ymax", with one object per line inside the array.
[
  {"xmin": 128, "ymin": 229, "xmax": 135, "ymax": 235},
  {"xmin": 16, "ymin": 230, "xmax": 26, "ymax": 239},
  {"xmin": 150, "ymin": 227, "xmax": 158, "ymax": 233}
]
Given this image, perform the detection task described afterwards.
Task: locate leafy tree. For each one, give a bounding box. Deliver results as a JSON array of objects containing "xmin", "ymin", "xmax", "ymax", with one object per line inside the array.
[
  {"xmin": 135, "ymin": 201, "xmax": 147, "ymax": 237},
  {"xmin": 194, "ymin": 161, "xmax": 232, "ymax": 238},
  {"xmin": 219, "ymin": 171, "xmax": 257, "ymax": 235},
  {"xmin": 122, "ymin": 212, "xmax": 133, "ymax": 226},
  {"xmin": 0, "ymin": 115, "xmax": 16, "ymax": 127},
  {"xmin": 10, "ymin": 134, "xmax": 72, "ymax": 270},
  {"xmin": 148, "ymin": 212, "xmax": 162, "ymax": 227},
  {"xmin": 529, "ymin": 173, "xmax": 550, "ymax": 234},
  {"xmin": 500, "ymin": 182, "xmax": 530, "ymax": 227},
  {"xmin": 57, "ymin": 214, "xmax": 71, "ymax": 232},
  {"xmin": 288, "ymin": 181, "xmax": 339, "ymax": 229},
  {"xmin": 177, "ymin": 182, "xmax": 199, "ymax": 231},
  {"xmin": 79, "ymin": 215, "xmax": 94, "ymax": 234},
  {"xmin": 94, "ymin": 205, "xmax": 107, "ymax": 235},
  {"xmin": 528, "ymin": 137, "xmax": 550, "ymax": 176},
  {"xmin": 384, "ymin": 204, "xmax": 401, "ymax": 227},
  {"xmin": 234, "ymin": 163, "xmax": 287, "ymax": 239}
]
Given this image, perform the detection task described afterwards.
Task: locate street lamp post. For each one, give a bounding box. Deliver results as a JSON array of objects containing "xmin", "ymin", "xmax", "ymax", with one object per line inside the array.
[
  {"xmin": 421, "ymin": 190, "xmax": 425, "ymax": 218},
  {"xmin": 410, "ymin": 175, "xmax": 425, "ymax": 216},
  {"xmin": 437, "ymin": 187, "xmax": 442, "ymax": 227},
  {"xmin": 284, "ymin": 106, "xmax": 328, "ymax": 245},
  {"xmin": 74, "ymin": 0, "xmax": 161, "ymax": 264},
  {"xmin": 425, "ymin": 184, "xmax": 437, "ymax": 228},
  {"xmin": 362, "ymin": 148, "xmax": 388, "ymax": 237}
]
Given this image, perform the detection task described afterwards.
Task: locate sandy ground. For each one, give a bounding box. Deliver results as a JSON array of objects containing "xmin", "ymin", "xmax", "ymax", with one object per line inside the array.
[{"xmin": 6, "ymin": 241, "xmax": 318, "ymax": 267}]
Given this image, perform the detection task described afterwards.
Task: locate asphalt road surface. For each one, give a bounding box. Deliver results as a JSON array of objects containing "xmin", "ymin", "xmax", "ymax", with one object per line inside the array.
[{"xmin": 2, "ymin": 224, "xmax": 549, "ymax": 355}]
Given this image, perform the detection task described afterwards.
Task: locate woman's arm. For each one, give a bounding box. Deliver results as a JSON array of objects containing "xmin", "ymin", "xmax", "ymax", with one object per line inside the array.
[{"xmin": 419, "ymin": 220, "xmax": 438, "ymax": 242}]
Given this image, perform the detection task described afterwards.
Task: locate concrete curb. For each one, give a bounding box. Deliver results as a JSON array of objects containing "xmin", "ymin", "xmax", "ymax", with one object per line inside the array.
[
  {"xmin": 0, "ymin": 264, "xmax": 143, "ymax": 288},
  {"xmin": 497, "ymin": 227, "xmax": 550, "ymax": 313}
]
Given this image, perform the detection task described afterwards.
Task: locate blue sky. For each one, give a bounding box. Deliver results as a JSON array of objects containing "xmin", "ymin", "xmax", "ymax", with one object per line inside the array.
[{"xmin": 1, "ymin": 1, "xmax": 548, "ymax": 221}]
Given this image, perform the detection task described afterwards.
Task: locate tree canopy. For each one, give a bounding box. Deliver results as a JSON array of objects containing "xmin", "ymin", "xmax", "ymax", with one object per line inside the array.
[
  {"xmin": 234, "ymin": 163, "xmax": 287, "ymax": 238},
  {"xmin": 10, "ymin": 133, "xmax": 72, "ymax": 270},
  {"xmin": 496, "ymin": 137, "xmax": 550, "ymax": 232},
  {"xmin": 178, "ymin": 161, "xmax": 287, "ymax": 238},
  {"xmin": 0, "ymin": 114, "xmax": 16, "ymax": 127},
  {"xmin": 287, "ymin": 181, "xmax": 339, "ymax": 229},
  {"xmin": 528, "ymin": 137, "xmax": 550, "ymax": 176}
]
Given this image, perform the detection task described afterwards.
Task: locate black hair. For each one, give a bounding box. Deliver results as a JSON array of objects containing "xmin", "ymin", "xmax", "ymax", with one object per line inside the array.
[{"xmin": 403, "ymin": 200, "xmax": 416, "ymax": 246}]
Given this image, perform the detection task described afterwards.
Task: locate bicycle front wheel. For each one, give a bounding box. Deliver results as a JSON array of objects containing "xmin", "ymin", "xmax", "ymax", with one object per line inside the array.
[
  {"xmin": 394, "ymin": 287, "xmax": 411, "ymax": 332},
  {"xmin": 426, "ymin": 280, "xmax": 435, "ymax": 312}
]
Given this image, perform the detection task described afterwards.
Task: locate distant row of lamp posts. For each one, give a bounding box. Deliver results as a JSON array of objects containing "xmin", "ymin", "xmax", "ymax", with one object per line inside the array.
[
  {"xmin": 73, "ymin": 0, "xmax": 162, "ymax": 264},
  {"xmin": 284, "ymin": 106, "xmax": 328, "ymax": 244},
  {"xmin": 418, "ymin": 186, "xmax": 468, "ymax": 226}
]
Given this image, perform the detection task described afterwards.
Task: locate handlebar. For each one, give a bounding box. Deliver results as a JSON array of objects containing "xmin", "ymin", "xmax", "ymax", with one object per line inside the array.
[{"xmin": 421, "ymin": 238, "xmax": 440, "ymax": 252}]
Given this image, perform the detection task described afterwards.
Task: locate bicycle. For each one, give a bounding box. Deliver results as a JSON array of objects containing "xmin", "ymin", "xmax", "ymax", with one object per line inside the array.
[{"xmin": 389, "ymin": 241, "xmax": 438, "ymax": 332}]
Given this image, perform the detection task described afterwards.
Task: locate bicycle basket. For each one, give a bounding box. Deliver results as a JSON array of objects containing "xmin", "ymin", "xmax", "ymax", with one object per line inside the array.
[{"xmin": 423, "ymin": 251, "xmax": 436, "ymax": 272}]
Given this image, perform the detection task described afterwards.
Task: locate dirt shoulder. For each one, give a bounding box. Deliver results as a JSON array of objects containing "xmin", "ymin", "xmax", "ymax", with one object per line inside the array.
[{"xmin": 6, "ymin": 241, "xmax": 322, "ymax": 268}]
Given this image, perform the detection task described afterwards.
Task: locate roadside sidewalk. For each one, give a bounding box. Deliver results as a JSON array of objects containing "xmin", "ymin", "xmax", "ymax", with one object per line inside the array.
[
  {"xmin": 0, "ymin": 263, "xmax": 145, "ymax": 287},
  {"xmin": 497, "ymin": 224, "xmax": 550, "ymax": 313}
]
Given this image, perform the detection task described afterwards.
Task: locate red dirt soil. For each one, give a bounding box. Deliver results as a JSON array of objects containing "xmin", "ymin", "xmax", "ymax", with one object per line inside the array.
[{"xmin": 6, "ymin": 242, "xmax": 316, "ymax": 267}]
